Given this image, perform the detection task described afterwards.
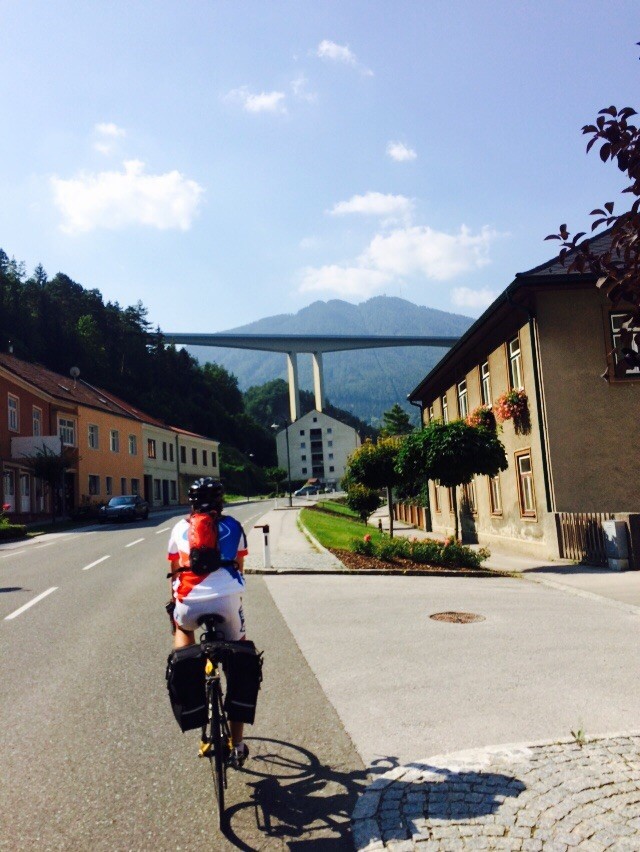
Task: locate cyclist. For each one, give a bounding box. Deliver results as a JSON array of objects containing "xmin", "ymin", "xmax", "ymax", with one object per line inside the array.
[{"xmin": 167, "ymin": 477, "xmax": 249, "ymax": 765}]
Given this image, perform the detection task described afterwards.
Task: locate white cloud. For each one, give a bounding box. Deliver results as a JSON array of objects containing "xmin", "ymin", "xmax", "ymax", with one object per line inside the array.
[
  {"xmin": 299, "ymin": 264, "xmax": 391, "ymax": 296},
  {"xmin": 361, "ymin": 225, "xmax": 498, "ymax": 280},
  {"xmin": 386, "ymin": 141, "xmax": 417, "ymax": 162},
  {"xmin": 93, "ymin": 122, "xmax": 126, "ymax": 155},
  {"xmin": 296, "ymin": 225, "xmax": 500, "ymax": 299},
  {"xmin": 452, "ymin": 287, "xmax": 498, "ymax": 309},
  {"xmin": 329, "ymin": 191, "xmax": 413, "ymax": 219},
  {"xmin": 316, "ymin": 39, "xmax": 373, "ymax": 76},
  {"xmin": 226, "ymin": 86, "xmax": 286, "ymax": 114},
  {"xmin": 291, "ymin": 74, "xmax": 317, "ymax": 103},
  {"xmin": 50, "ymin": 159, "xmax": 204, "ymax": 234}
]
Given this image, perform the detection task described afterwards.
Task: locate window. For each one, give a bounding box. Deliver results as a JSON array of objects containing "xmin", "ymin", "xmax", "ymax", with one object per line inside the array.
[
  {"xmin": 88, "ymin": 424, "xmax": 99, "ymax": 450},
  {"xmin": 131, "ymin": 479, "xmax": 139, "ymax": 495},
  {"xmin": 302, "ymin": 467, "xmax": 307, "ymax": 475},
  {"xmin": 169, "ymin": 443, "xmax": 174, "ymax": 462},
  {"xmin": 428, "ymin": 405, "xmax": 434, "ymax": 423},
  {"xmin": 110, "ymin": 430, "xmax": 120, "ymax": 453},
  {"xmin": 162, "ymin": 442, "xmax": 167, "ymax": 461},
  {"xmin": 515, "ymin": 451, "xmax": 536, "ymax": 517},
  {"xmin": 329, "ymin": 465, "xmax": 334, "ymax": 472},
  {"xmin": 191, "ymin": 448, "xmax": 197, "ymax": 465},
  {"xmin": 180, "ymin": 445, "xmax": 186, "ymax": 464},
  {"xmin": 8, "ymin": 395, "xmax": 18, "ymax": 432},
  {"xmin": 120, "ymin": 477, "xmax": 127, "ymax": 495},
  {"xmin": 328, "ymin": 453, "xmax": 334, "ymax": 460},
  {"xmin": 463, "ymin": 480, "xmax": 477, "ymax": 515},
  {"xmin": 508, "ymin": 336, "xmax": 524, "ymax": 390},
  {"xmin": 327, "ymin": 428, "xmax": 332, "ymax": 434},
  {"xmin": 300, "ymin": 442, "xmax": 306, "ymax": 449},
  {"xmin": 106, "ymin": 476, "xmax": 113, "ymax": 496},
  {"xmin": 447, "ymin": 487, "xmax": 454, "ymax": 514},
  {"xmin": 313, "ymin": 416, "xmax": 317, "ymax": 422},
  {"xmin": 211, "ymin": 452, "xmax": 217, "ymax": 468},
  {"xmin": 610, "ymin": 312, "xmax": 640, "ymax": 377},
  {"xmin": 301, "ymin": 454, "xmax": 306, "ymax": 461},
  {"xmin": 170, "ymin": 480, "xmax": 177, "ymax": 500},
  {"xmin": 457, "ymin": 380, "xmax": 468, "ymax": 418},
  {"xmin": 202, "ymin": 450, "xmax": 207, "ymax": 466},
  {"xmin": 327, "ymin": 440, "xmax": 333, "ymax": 447},
  {"xmin": 480, "ymin": 361, "xmax": 492, "ymax": 405},
  {"xmin": 32, "ymin": 407, "xmax": 42, "ymax": 437},
  {"xmin": 129, "ymin": 435, "xmax": 137, "ymax": 456},
  {"xmin": 441, "ymin": 395, "xmax": 449, "ymax": 424},
  {"xmin": 300, "ymin": 430, "xmax": 305, "ymax": 435},
  {"xmin": 147, "ymin": 438, "xmax": 156, "ymax": 459},
  {"xmin": 433, "ymin": 484, "xmax": 441, "ymax": 513},
  {"xmin": 489, "ymin": 475, "xmax": 502, "ymax": 515},
  {"xmin": 59, "ymin": 417, "xmax": 76, "ymax": 446},
  {"xmin": 153, "ymin": 479, "xmax": 161, "ymax": 500},
  {"xmin": 88, "ymin": 475, "xmax": 100, "ymax": 496}
]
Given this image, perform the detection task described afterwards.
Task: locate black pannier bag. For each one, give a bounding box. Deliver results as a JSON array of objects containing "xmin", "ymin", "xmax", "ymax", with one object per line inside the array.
[
  {"xmin": 166, "ymin": 645, "xmax": 207, "ymax": 732},
  {"xmin": 223, "ymin": 641, "xmax": 263, "ymax": 725}
]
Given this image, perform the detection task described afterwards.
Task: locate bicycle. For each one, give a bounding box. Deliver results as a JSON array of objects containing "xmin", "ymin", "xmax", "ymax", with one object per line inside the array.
[{"xmin": 196, "ymin": 612, "xmax": 240, "ymax": 830}]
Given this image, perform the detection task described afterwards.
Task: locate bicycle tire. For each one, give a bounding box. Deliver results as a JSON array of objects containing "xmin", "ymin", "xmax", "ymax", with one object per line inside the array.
[{"xmin": 206, "ymin": 680, "xmax": 225, "ymax": 829}]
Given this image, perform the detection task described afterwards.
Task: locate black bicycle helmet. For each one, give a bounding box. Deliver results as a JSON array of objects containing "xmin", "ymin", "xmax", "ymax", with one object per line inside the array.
[{"xmin": 188, "ymin": 477, "xmax": 225, "ymax": 513}]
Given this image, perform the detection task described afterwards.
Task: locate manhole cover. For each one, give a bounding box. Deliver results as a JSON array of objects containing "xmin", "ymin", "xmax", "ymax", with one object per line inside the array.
[{"xmin": 430, "ymin": 611, "xmax": 485, "ymax": 623}]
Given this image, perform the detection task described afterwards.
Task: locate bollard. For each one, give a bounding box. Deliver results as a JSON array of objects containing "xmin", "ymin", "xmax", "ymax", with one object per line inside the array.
[{"xmin": 254, "ymin": 524, "xmax": 271, "ymax": 570}]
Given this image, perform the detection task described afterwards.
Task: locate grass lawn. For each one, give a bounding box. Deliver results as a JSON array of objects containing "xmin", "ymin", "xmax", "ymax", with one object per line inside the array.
[
  {"xmin": 315, "ymin": 499, "xmax": 360, "ymax": 519},
  {"xmin": 301, "ymin": 506, "xmax": 383, "ymax": 550}
]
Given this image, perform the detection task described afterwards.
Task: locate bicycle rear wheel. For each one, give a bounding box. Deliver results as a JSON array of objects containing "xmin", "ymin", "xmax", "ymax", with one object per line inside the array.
[{"xmin": 208, "ymin": 680, "xmax": 227, "ymax": 830}]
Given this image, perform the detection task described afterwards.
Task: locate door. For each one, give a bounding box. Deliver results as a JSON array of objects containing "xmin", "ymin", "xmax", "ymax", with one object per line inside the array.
[
  {"xmin": 162, "ymin": 479, "xmax": 169, "ymax": 505},
  {"xmin": 20, "ymin": 474, "xmax": 30, "ymax": 514}
]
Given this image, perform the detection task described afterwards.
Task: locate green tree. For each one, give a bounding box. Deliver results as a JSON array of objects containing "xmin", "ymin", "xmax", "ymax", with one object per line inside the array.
[
  {"xmin": 264, "ymin": 466, "xmax": 287, "ymax": 496},
  {"xmin": 396, "ymin": 419, "xmax": 508, "ymax": 540},
  {"xmin": 345, "ymin": 483, "xmax": 382, "ymax": 524},
  {"xmin": 345, "ymin": 437, "xmax": 401, "ymax": 537},
  {"xmin": 380, "ymin": 403, "xmax": 414, "ymax": 437},
  {"xmin": 21, "ymin": 446, "xmax": 75, "ymax": 523}
]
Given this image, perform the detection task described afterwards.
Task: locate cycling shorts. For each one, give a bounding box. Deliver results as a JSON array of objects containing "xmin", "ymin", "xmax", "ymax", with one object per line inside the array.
[{"xmin": 173, "ymin": 591, "xmax": 246, "ymax": 639}]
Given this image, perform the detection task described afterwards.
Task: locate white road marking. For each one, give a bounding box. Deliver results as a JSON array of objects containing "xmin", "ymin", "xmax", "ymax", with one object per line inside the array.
[
  {"xmin": 82, "ymin": 555, "xmax": 111, "ymax": 571},
  {"xmin": 2, "ymin": 550, "xmax": 25, "ymax": 558},
  {"xmin": 5, "ymin": 587, "xmax": 58, "ymax": 620},
  {"xmin": 155, "ymin": 527, "xmax": 171, "ymax": 535},
  {"xmin": 125, "ymin": 538, "xmax": 145, "ymax": 548},
  {"xmin": 33, "ymin": 542, "xmax": 55, "ymax": 549}
]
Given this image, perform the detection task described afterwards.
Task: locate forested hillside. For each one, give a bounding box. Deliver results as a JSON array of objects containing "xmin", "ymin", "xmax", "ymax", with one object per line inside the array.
[
  {"xmin": 0, "ymin": 250, "xmax": 275, "ymax": 464},
  {"xmin": 188, "ymin": 296, "xmax": 474, "ymax": 425}
]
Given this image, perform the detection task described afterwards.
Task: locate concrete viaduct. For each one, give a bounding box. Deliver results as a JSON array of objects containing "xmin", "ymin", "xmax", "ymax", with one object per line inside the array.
[{"xmin": 162, "ymin": 332, "xmax": 459, "ymax": 422}]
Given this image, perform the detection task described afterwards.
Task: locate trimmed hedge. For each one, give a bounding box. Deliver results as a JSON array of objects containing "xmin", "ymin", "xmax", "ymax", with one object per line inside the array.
[
  {"xmin": 0, "ymin": 524, "xmax": 27, "ymax": 540},
  {"xmin": 352, "ymin": 534, "xmax": 489, "ymax": 569}
]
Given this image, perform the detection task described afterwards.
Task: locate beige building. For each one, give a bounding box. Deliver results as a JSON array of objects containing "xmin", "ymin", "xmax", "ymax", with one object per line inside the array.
[
  {"xmin": 274, "ymin": 409, "xmax": 361, "ymax": 487},
  {"xmin": 172, "ymin": 426, "xmax": 220, "ymax": 503},
  {"xmin": 406, "ymin": 231, "xmax": 640, "ymax": 565}
]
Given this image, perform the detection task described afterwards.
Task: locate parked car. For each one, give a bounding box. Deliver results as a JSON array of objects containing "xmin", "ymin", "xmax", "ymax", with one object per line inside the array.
[
  {"xmin": 294, "ymin": 485, "xmax": 320, "ymax": 497},
  {"xmin": 99, "ymin": 495, "xmax": 150, "ymax": 523}
]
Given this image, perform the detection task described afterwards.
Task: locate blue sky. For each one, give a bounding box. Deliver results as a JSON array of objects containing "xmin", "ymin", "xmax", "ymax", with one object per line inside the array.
[{"xmin": 1, "ymin": 1, "xmax": 638, "ymax": 332}]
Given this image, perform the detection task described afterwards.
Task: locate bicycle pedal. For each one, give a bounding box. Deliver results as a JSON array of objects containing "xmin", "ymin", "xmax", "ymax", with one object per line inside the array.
[{"xmin": 198, "ymin": 741, "xmax": 212, "ymax": 757}]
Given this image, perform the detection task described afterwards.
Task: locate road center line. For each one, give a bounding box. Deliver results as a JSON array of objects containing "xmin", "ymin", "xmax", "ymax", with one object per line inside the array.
[
  {"xmin": 82, "ymin": 555, "xmax": 111, "ymax": 571},
  {"xmin": 155, "ymin": 527, "xmax": 171, "ymax": 535},
  {"xmin": 125, "ymin": 538, "xmax": 145, "ymax": 548},
  {"xmin": 5, "ymin": 587, "xmax": 58, "ymax": 620},
  {"xmin": 33, "ymin": 542, "xmax": 55, "ymax": 549}
]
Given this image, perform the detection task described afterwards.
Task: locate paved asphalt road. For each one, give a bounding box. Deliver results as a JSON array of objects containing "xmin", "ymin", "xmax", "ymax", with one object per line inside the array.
[{"xmin": 0, "ymin": 504, "xmax": 365, "ymax": 851}]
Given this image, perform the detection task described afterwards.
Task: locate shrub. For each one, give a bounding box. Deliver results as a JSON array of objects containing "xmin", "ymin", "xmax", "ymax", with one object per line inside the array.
[
  {"xmin": 352, "ymin": 537, "xmax": 375, "ymax": 556},
  {"xmin": 350, "ymin": 532, "xmax": 490, "ymax": 569},
  {"xmin": 0, "ymin": 524, "xmax": 27, "ymax": 541},
  {"xmin": 345, "ymin": 484, "xmax": 382, "ymax": 524}
]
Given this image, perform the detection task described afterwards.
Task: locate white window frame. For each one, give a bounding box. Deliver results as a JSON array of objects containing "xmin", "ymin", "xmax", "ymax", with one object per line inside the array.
[
  {"xmin": 457, "ymin": 380, "xmax": 468, "ymax": 418},
  {"xmin": 147, "ymin": 438, "xmax": 156, "ymax": 459},
  {"xmin": 610, "ymin": 312, "xmax": 640, "ymax": 377},
  {"xmin": 489, "ymin": 474, "xmax": 502, "ymax": 515},
  {"xmin": 480, "ymin": 361, "xmax": 492, "ymax": 405},
  {"xmin": 110, "ymin": 430, "xmax": 120, "ymax": 453},
  {"xmin": 515, "ymin": 450, "xmax": 536, "ymax": 518},
  {"xmin": 59, "ymin": 417, "xmax": 76, "ymax": 446},
  {"xmin": 508, "ymin": 336, "xmax": 524, "ymax": 390},
  {"xmin": 8, "ymin": 394, "xmax": 19, "ymax": 432},
  {"xmin": 441, "ymin": 395, "xmax": 449, "ymax": 424},
  {"xmin": 88, "ymin": 424, "xmax": 99, "ymax": 450},
  {"xmin": 32, "ymin": 406, "xmax": 42, "ymax": 437},
  {"xmin": 128, "ymin": 434, "xmax": 137, "ymax": 456},
  {"xmin": 88, "ymin": 474, "xmax": 100, "ymax": 496}
]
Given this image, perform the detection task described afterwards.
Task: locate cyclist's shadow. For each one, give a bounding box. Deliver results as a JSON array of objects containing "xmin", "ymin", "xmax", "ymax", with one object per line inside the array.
[{"xmin": 222, "ymin": 736, "xmax": 395, "ymax": 850}]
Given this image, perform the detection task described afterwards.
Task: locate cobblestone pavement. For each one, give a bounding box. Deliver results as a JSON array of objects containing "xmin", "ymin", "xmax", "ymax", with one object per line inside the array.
[{"xmin": 352, "ymin": 734, "xmax": 640, "ymax": 851}]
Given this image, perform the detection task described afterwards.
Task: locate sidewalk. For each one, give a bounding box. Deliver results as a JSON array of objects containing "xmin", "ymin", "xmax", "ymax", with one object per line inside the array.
[
  {"xmin": 247, "ymin": 500, "xmax": 640, "ymax": 850},
  {"xmin": 368, "ymin": 505, "xmax": 640, "ymax": 611}
]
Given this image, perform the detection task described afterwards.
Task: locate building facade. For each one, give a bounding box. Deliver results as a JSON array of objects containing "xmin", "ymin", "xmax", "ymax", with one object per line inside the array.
[
  {"xmin": 274, "ymin": 409, "xmax": 361, "ymax": 487},
  {"xmin": 171, "ymin": 426, "xmax": 220, "ymax": 504},
  {"xmin": 407, "ymin": 232, "xmax": 640, "ymax": 561}
]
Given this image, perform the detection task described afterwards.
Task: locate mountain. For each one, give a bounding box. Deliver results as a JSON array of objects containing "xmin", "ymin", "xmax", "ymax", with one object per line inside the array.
[{"xmin": 187, "ymin": 296, "xmax": 474, "ymax": 425}]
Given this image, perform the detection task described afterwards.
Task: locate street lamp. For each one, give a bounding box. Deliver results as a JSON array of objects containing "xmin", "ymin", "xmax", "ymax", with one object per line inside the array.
[
  {"xmin": 271, "ymin": 420, "xmax": 292, "ymax": 507},
  {"xmin": 245, "ymin": 452, "xmax": 254, "ymax": 502}
]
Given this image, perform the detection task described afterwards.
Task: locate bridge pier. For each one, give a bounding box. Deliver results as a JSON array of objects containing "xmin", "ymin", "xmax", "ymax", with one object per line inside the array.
[
  {"xmin": 287, "ymin": 352, "xmax": 301, "ymax": 422},
  {"xmin": 312, "ymin": 352, "xmax": 325, "ymax": 412}
]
